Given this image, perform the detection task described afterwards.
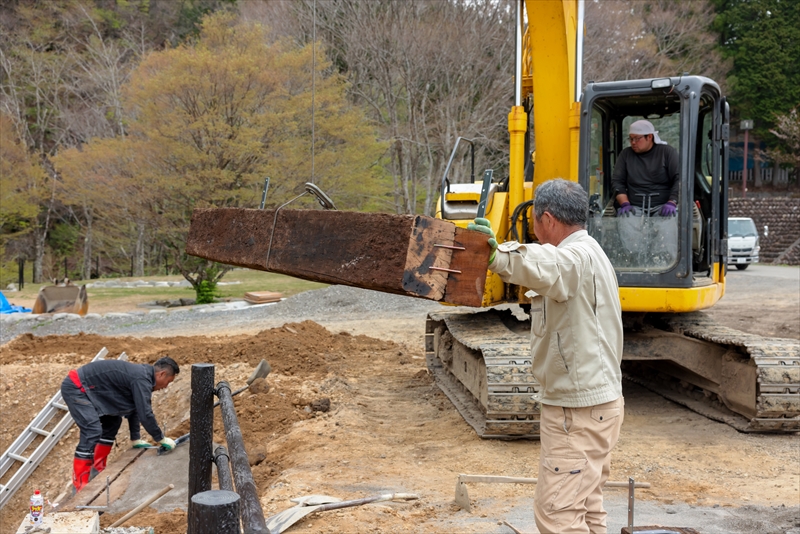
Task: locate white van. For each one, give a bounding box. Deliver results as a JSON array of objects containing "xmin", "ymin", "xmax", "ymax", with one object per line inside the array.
[{"xmin": 727, "ymin": 217, "xmax": 760, "ymax": 270}]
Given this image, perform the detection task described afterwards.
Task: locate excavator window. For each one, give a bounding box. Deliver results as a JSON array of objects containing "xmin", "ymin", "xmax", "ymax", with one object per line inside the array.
[{"xmin": 585, "ymin": 94, "xmax": 682, "ymax": 273}]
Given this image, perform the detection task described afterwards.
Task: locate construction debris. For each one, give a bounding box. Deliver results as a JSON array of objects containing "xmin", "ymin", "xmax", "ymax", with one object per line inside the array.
[{"xmin": 15, "ymin": 510, "xmax": 99, "ymax": 534}]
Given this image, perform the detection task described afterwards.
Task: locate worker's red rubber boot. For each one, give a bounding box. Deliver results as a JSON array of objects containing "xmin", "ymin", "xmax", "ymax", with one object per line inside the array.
[
  {"xmin": 72, "ymin": 457, "xmax": 93, "ymax": 491},
  {"xmin": 93, "ymin": 441, "xmax": 113, "ymax": 473}
]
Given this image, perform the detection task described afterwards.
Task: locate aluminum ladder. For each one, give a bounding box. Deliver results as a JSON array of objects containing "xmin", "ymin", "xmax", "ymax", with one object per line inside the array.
[{"xmin": 0, "ymin": 347, "xmax": 127, "ymax": 509}]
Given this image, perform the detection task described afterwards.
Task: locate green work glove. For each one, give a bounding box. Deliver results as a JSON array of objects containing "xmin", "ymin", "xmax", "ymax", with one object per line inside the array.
[
  {"xmin": 468, "ymin": 217, "xmax": 498, "ymax": 263},
  {"xmin": 159, "ymin": 437, "xmax": 176, "ymax": 451},
  {"xmin": 131, "ymin": 439, "xmax": 150, "ymax": 448}
]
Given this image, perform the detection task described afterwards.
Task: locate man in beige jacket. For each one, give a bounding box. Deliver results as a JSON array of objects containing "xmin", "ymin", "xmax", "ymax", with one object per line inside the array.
[{"xmin": 470, "ymin": 179, "xmax": 624, "ymax": 534}]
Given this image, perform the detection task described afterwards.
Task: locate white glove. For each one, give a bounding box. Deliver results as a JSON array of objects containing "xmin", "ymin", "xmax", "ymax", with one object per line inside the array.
[
  {"xmin": 131, "ymin": 439, "xmax": 150, "ymax": 448},
  {"xmin": 159, "ymin": 437, "xmax": 176, "ymax": 451}
]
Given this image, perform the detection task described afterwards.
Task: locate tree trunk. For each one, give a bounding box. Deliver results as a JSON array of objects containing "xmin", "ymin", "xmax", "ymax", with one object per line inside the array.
[
  {"xmin": 33, "ymin": 154, "xmax": 58, "ymax": 283},
  {"xmin": 32, "ymin": 226, "xmax": 45, "ymax": 283},
  {"xmin": 134, "ymin": 221, "xmax": 145, "ymax": 277},
  {"xmin": 82, "ymin": 209, "xmax": 93, "ymax": 281}
]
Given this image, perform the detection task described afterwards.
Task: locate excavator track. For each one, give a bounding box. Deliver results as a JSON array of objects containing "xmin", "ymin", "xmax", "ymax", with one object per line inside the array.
[
  {"xmin": 641, "ymin": 312, "xmax": 800, "ymax": 432},
  {"xmin": 426, "ymin": 309, "xmax": 540, "ymax": 439},
  {"xmin": 426, "ymin": 308, "xmax": 800, "ymax": 439}
]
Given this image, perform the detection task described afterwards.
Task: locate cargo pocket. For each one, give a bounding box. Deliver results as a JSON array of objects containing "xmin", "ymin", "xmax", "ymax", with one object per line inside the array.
[
  {"xmin": 591, "ymin": 405, "xmax": 620, "ymax": 423},
  {"xmin": 540, "ymin": 457, "xmax": 588, "ymax": 512},
  {"xmin": 527, "ymin": 294, "xmax": 546, "ymax": 337}
]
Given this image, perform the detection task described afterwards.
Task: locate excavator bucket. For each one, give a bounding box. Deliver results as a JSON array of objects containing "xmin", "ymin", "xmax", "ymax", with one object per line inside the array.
[{"xmin": 32, "ymin": 285, "xmax": 89, "ymax": 316}]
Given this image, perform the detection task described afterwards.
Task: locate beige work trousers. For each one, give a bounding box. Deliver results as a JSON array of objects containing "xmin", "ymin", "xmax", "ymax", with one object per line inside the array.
[{"xmin": 534, "ymin": 396, "xmax": 624, "ymax": 534}]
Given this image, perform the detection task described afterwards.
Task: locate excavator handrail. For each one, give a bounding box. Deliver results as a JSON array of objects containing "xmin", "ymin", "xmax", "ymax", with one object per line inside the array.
[{"xmin": 439, "ymin": 136, "xmax": 475, "ymax": 219}]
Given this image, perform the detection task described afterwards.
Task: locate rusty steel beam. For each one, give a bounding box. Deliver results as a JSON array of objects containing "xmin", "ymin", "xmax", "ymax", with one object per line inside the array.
[{"xmin": 186, "ymin": 208, "xmax": 491, "ymax": 307}]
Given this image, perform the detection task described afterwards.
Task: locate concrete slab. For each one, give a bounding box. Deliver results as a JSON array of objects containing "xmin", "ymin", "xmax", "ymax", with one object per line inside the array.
[
  {"xmin": 106, "ymin": 445, "xmax": 190, "ymax": 514},
  {"xmin": 15, "ymin": 510, "xmax": 99, "ymax": 533}
]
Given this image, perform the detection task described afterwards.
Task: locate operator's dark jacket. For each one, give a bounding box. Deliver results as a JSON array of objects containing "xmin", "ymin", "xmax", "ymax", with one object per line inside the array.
[
  {"xmin": 611, "ymin": 143, "xmax": 680, "ymax": 208},
  {"xmin": 76, "ymin": 360, "xmax": 164, "ymax": 442}
]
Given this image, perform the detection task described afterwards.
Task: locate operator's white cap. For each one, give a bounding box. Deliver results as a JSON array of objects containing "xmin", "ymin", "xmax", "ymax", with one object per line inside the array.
[{"xmin": 629, "ymin": 119, "xmax": 667, "ymax": 145}]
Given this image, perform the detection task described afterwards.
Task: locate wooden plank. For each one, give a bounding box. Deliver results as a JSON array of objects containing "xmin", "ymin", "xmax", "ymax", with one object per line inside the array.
[
  {"xmin": 186, "ymin": 208, "xmax": 492, "ymax": 307},
  {"xmin": 243, "ymin": 291, "xmax": 283, "ymax": 304},
  {"xmin": 59, "ymin": 448, "xmax": 146, "ymax": 512}
]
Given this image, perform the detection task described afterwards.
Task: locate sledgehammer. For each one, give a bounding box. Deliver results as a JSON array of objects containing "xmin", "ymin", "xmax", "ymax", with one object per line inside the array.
[{"xmin": 157, "ymin": 359, "xmax": 272, "ymax": 455}]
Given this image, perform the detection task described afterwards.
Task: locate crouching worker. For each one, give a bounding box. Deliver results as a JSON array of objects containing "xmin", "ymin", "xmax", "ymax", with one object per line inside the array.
[{"xmin": 60, "ymin": 357, "xmax": 179, "ymax": 492}]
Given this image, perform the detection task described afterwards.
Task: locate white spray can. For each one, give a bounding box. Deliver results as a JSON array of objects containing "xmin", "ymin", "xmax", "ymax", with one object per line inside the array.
[{"xmin": 29, "ymin": 489, "xmax": 43, "ymax": 525}]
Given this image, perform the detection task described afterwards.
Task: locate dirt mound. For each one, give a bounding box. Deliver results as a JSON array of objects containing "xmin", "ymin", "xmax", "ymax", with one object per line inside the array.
[{"xmin": 0, "ymin": 321, "xmax": 403, "ymax": 531}]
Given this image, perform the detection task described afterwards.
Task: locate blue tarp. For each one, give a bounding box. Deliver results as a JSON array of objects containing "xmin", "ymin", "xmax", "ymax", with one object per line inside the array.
[{"xmin": 0, "ymin": 291, "xmax": 31, "ymax": 314}]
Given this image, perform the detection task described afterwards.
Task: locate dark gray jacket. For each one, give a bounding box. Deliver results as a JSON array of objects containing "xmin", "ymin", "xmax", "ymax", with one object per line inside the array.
[
  {"xmin": 77, "ymin": 360, "xmax": 163, "ymax": 442},
  {"xmin": 611, "ymin": 143, "xmax": 680, "ymax": 208}
]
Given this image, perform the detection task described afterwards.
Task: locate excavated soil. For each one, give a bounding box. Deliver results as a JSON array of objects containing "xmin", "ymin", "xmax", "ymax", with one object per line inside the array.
[{"xmin": 1, "ymin": 266, "xmax": 799, "ymax": 533}]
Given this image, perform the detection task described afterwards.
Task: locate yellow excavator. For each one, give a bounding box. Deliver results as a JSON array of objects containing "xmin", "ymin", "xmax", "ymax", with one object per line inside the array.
[{"xmin": 426, "ymin": 0, "xmax": 799, "ymax": 437}]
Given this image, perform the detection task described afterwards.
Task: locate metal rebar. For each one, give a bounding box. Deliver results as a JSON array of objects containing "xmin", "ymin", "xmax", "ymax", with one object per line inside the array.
[
  {"xmin": 429, "ymin": 266, "xmax": 462, "ymax": 274},
  {"xmin": 216, "ymin": 381, "xmax": 269, "ymax": 534},
  {"xmin": 188, "ymin": 364, "xmax": 215, "ymax": 534},
  {"xmin": 628, "ymin": 476, "xmax": 635, "ymax": 527},
  {"xmin": 259, "ymin": 177, "xmax": 270, "ymax": 209},
  {"xmin": 265, "ymin": 191, "xmax": 307, "ymax": 270},
  {"xmin": 213, "ymin": 446, "xmax": 234, "ymax": 492}
]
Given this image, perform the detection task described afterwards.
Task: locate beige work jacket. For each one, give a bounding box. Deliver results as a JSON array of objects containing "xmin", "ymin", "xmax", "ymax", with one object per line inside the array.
[{"xmin": 489, "ymin": 230, "xmax": 623, "ymax": 408}]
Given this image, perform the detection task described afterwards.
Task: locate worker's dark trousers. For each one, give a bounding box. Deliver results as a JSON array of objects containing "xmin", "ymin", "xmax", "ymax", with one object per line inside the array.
[{"xmin": 60, "ymin": 377, "xmax": 122, "ymax": 460}]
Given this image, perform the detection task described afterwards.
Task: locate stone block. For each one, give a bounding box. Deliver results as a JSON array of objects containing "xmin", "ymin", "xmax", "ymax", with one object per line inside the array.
[{"xmin": 15, "ymin": 510, "xmax": 99, "ymax": 533}]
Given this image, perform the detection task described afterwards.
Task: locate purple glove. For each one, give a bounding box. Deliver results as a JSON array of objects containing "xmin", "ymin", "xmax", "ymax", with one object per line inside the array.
[
  {"xmin": 617, "ymin": 202, "xmax": 633, "ymax": 217},
  {"xmin": 659, "ymin": 201, "xmax": 677, "ymax": 217}
]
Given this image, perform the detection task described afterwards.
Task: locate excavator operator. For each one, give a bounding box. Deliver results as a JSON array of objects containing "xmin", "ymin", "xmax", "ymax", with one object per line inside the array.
[
  {"xmin": 469, "ymin": 179, "xmax": 624, "ymax": 533},
  {"xmin": 612, "ymin": 119, "xmax": 680, "ymax": 217},
  {"xmin": 60, "ymin": 357, "xmax": 179, "ymax": 492}
]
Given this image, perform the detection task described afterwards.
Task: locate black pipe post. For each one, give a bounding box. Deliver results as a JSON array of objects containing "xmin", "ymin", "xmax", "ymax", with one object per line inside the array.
[
  {"xmin": 213, "ymin": 446, "xmax": 234, "ymax": 492},
  {"xmin": 18, "ymin": 258, "xmax": 24, "ymax": 290},
  {"xmin": 216, "ymin": 381, "xmax": 269, "ymax": 534},
  {"xmin": 190, "ymin": 490, "xmax": 240, "ymax": 534},
  {"xmin": 188, "ymin": 364, "xmax": 215, "ymax": 534}
]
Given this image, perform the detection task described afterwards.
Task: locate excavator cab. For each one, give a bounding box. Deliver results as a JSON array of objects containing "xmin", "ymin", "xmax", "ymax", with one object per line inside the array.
[{"xmin": 579, "ymin": 75, "xmax": 730, "ymax": 312}]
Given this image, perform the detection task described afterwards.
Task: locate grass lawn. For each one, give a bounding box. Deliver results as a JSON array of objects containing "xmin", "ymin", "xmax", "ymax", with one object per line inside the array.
[{"xmin": 2, "ymin": 269, "xmax": 326, "ymax": 314}]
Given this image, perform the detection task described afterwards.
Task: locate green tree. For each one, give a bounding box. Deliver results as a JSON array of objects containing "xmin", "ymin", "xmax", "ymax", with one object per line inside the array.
[
  {"xmin": 53, "ymin": 136, "xmax": 159, "ymax": 279},
  {"xmin": 0, "ymin": 113, "xmax": 46, "ymax": 284},
  {"xmin": 120, "ymin": 12, "xmax": 387, "ymax": 298},
  {"xmin": 713, "ymin": 0, "xmax": 800, "ymax": 139}
]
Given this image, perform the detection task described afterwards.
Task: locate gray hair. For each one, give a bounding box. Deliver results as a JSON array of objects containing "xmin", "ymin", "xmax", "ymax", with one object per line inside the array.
[
  {"xmin": 533, "ymin": 179, "xmax": 588, "ymax": 228},
  {"xmin": 154, "ymin": 356, "xmax": 180, "ymax": 376}
]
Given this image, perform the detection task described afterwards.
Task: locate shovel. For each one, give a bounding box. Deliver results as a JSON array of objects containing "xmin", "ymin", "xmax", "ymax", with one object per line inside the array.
[
  {"xmin": 265, "ymin": 492, "xmax": 419, "ymax": 534},
  {"xmin": 154, "ymin": 359, "xmax": 272, "ymax": 455}
]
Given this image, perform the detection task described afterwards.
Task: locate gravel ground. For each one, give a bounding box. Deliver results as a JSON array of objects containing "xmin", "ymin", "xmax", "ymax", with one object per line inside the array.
[{"xmin": 0, "ymin": 285, "xmax": 443, "ymax": 346}]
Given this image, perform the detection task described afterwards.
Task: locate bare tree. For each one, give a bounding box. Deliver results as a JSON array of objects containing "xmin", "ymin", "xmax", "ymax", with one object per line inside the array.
[
  {"xmin": 247, "ymin": 0, "xmax": 515, "ymax": 215},
  {"xmin": 583, "ymin": 0, "xmax": 729, "ymax": 87},
  {"xmin": 768, "ymin": 106, "xmax": 800, "ymax": 171}
]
